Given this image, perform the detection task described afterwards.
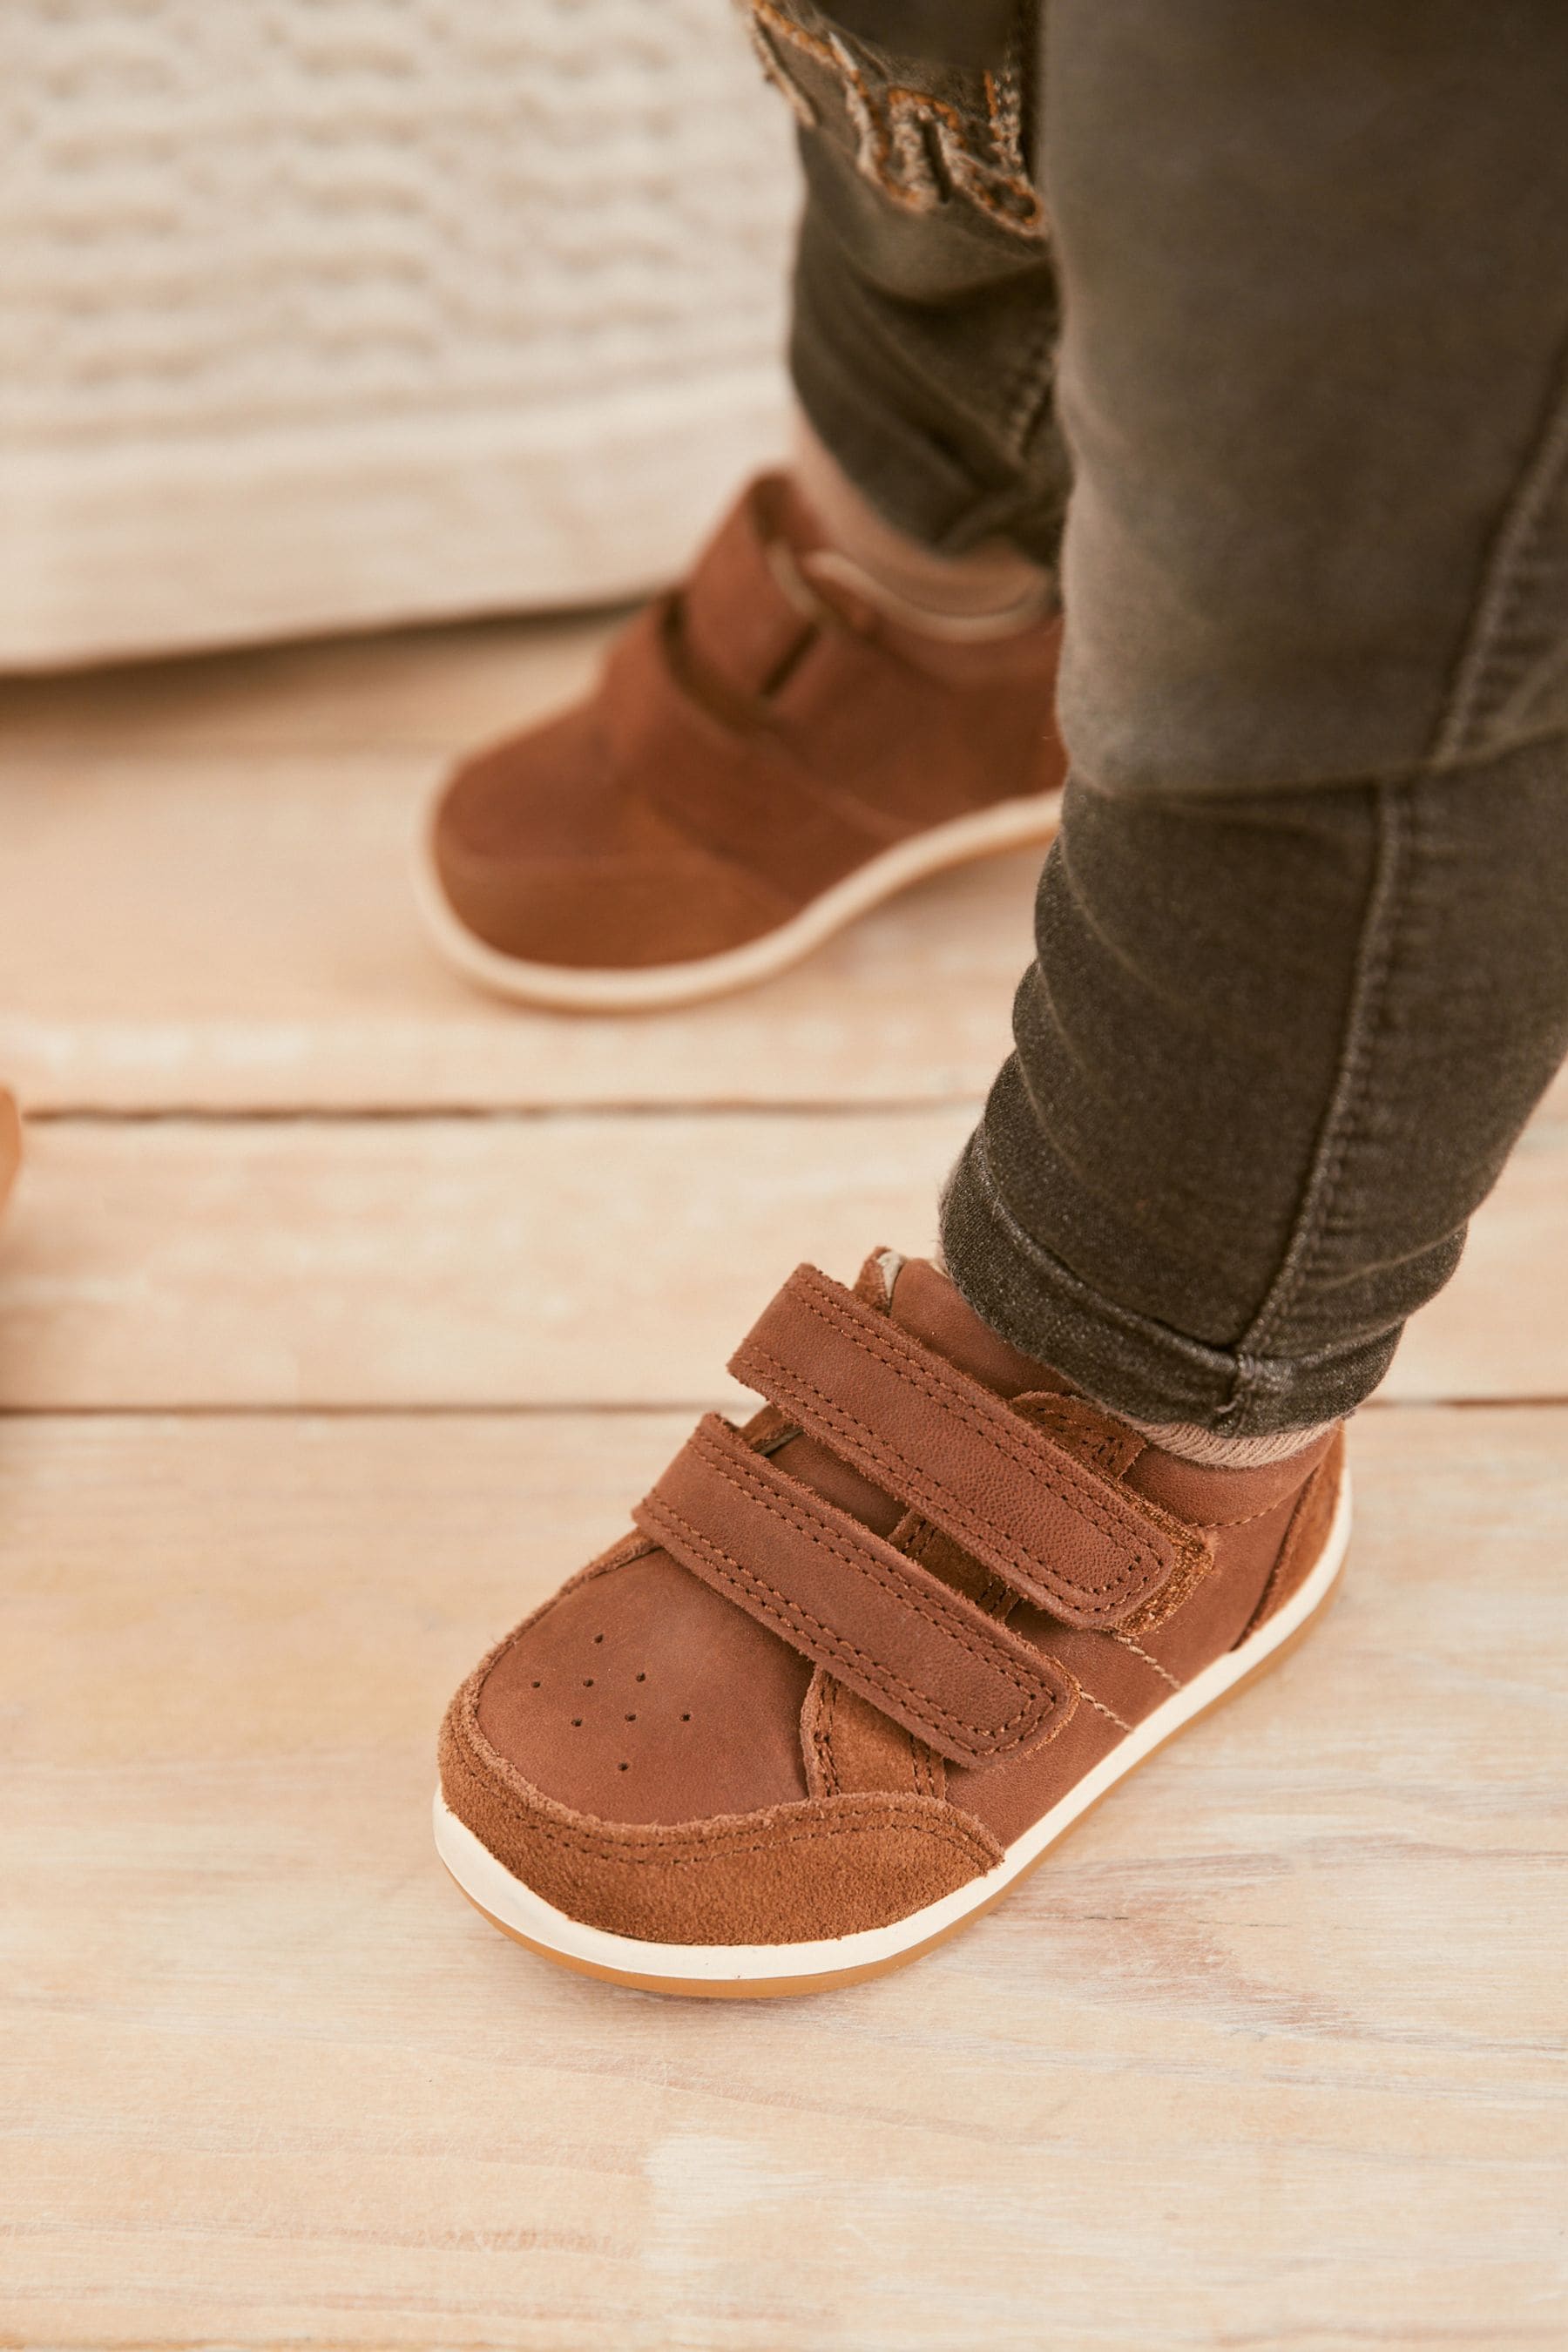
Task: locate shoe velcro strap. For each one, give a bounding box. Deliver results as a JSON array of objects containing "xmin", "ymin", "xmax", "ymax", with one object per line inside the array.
[
  {"xmin": 603, "ymin": 604, "xmax": 892, "ymax": 905},
  {"xmin": 729, "ymin": 1265, "xmax": 1209, "ymax": 1631},
  {"xmin": 632, "ymin": 1412, "xmax": 1077, "ymax": 1768}
]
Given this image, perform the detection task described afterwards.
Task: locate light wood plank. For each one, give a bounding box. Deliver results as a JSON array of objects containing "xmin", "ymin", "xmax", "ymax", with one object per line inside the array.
[
  {"xmin": 0, "ymin": 750, "xmax": 1031, "ymax": 1112},
  {"xmin": 0, "ymin": 1109, "xmax": 1561, "ymax": 1411},
  {"xmin": 1391, "ymin": 1118, "xmax": 1568, "ymax": 1401},
  {"xmin": 0, "ymin": 1087, "xmax": 18, "ymax": 1217},
  {"xmin": 0, "ymin": 1110, "xmax": 962, "ymax": 1409},
  {"xmin": 3, "ymin": 1406, "xmax": 1564, "ymax": 2350}
]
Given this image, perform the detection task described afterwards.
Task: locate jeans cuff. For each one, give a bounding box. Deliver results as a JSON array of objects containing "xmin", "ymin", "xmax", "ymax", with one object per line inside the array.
[
  {"xmin": 789, "ymin": 278, "xmax": 1068, "ymax": 567},
  {"xmin": 938, "ymin": 1125, "xmax": 1399, "ymax": 1436}
]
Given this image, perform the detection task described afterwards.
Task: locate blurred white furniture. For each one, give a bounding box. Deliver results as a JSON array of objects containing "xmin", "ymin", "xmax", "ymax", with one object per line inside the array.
[{"xmin": 0, "ymin": 0, "xmax": 795, "ymax": 666}]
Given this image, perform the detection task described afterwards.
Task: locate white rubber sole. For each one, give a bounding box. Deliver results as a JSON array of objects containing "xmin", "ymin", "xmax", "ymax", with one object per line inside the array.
[
  {"xmin": 435, "ymin": 1469, "xmax": 1350, "ymax": 1997},
  {"xmin": 412, "ymin": 786, "xmax": 1063, "ymax": 1012}
]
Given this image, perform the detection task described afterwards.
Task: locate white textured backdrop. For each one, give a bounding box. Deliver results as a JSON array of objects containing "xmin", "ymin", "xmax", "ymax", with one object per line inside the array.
[{"xmin": 0, "ymin": 0, "xmax": 796, "ymax": 666}]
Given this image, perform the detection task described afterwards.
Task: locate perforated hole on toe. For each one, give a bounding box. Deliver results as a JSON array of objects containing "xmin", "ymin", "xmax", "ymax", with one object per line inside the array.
[{"xmin": 472, "ymin": 1548, "xmax": 813, "ymax": 1823}]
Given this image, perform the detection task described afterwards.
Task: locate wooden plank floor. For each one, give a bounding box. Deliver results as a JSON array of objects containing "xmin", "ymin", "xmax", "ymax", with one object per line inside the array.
[{"xmin": 1, "ymin": 618, "xmax": 1564, "ymax": 2352}]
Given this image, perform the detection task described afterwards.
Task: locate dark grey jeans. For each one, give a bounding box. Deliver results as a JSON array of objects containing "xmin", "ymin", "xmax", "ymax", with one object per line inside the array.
[{"xmin": 751, "ymin": 0, "xmax": 1568, "ymax": 1434}]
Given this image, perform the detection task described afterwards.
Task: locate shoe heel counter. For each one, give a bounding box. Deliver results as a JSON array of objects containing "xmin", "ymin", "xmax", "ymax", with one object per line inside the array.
[{"xmin": 1238, "ymin": 1426, "xmax": 1348, "ymax": 1642}]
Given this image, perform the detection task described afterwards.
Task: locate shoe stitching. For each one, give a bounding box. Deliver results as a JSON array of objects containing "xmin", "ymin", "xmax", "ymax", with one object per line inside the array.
[
  {"xmin": 448, "ymin": 1734, "xmax": 999, "ymax": 1873},
  {"xmin": 812, "ymin": 1674, "xmax": 841, "ymax": 1799},
  {"xmin": 1074, "ymin": 1682, "xmax": 1132, "ymax": 1735},
  {"xmin": 762, "ymin": 1267, "xmax": 1185, "ymax": 1588},
  {"xmin": 735, "ymin": 1268, "xmax": 1201, "ymax": 1612},
  {"xmin": 1109, "ymin": 1630, "xmax": 1181, "ymax": 1692},
  {"xmin": 1185, "ymin": 1494, "xmax": 1301, "ymax": 1533},
  {"xmin": 684, "ymin": 1416, "xmax": 1058, "ymax": 1717},
  {"xmin": 639, "ymin": 1428, "xmax": 1061, "ymax": 1758}
]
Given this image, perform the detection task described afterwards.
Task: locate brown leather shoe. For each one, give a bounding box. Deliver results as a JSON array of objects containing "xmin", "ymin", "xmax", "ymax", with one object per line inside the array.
[
  {"xmin": 436, "ymin": 1249, "xmax": 1349, "ymax": 1996},
  {"xmin": 415, "ymin": 476, "xmax": 1065, "ymax": 1010}
]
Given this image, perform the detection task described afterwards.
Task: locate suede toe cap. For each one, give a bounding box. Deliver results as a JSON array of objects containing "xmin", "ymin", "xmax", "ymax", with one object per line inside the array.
[
  {"xmin": 439, "ymin": 1668, "xmax": 1002, "ymax": 1949},
  {"xmin": 429, "ymin": 711, "xmax": 789, "ymax": 970}
]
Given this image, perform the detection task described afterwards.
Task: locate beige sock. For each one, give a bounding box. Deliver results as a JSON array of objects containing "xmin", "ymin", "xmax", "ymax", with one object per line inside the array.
[
  {"xmin": 1115, "ymin": 1413, "xmax": 1341, "ymax": 1470},
  {"xmin": 791, "ymin": 411, "xmax": 1053, "ymax": 640}
]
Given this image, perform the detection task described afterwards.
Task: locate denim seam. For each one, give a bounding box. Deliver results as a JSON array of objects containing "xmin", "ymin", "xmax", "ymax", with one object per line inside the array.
[
  {"xmin": 789, "ymin": 266, "xmax": 1071, "ymax": 555},
  {"xmin": 997, "ymin": 310, "xmax": 1062, "ymax": 466},
  {"xmin": 1226, "ymin": 781, "xmax": 1412, "ymax": 1418},
  {"xmin": 790, "ymin": 291, "xmax": 1066, "ymax": 558},
  {"xmin": 797, "ymin": 264, "xmax": 1049, "ymax": 486},
  {"xmin": 1429, "ymin": 340, "xmax": 1568, "ymax": 767}
]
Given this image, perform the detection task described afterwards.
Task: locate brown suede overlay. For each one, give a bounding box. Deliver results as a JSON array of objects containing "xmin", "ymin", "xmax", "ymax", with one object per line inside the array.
[
  {"xmin": 801, "ymin": 1668, "xmax": 944, "ymax": 1801},
  {"xmin": 897, "ymin": 1511, "xmax": 1016, "ymax": 1613},
  {"xmin": 441, "ymin": 1673, "xmax": 1000, "ymax": 1946}
]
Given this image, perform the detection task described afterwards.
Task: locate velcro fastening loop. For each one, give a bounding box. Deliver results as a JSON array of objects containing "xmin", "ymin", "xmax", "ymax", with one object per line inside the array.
[
  {"xmin": 632, "ymin": 1414, "xmax": 1076, "ymax": 1768},
  {"xmin": 602, "ymin": 601, "xmax": 889, "ymax": 907},
  {"xmin": 730, "ymin": 1265, "xmax": 1210, "ymax": 1629}
]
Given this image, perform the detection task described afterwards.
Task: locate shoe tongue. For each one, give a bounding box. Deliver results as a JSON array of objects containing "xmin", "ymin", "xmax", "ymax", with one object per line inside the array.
[{"xmin": 882, "ymin": 1255, "xmax": 1071, "ymax": 1401}]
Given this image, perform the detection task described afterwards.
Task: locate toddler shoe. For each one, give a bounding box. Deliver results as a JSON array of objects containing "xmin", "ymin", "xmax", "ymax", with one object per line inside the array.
[
  {"xmin": 436, "ymin": 1248, "xmax": 1348, "ymax": 1995},
  {"xmin": 416, "ymin": 476, "xmax": 1064, "ymax": 1010}
]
